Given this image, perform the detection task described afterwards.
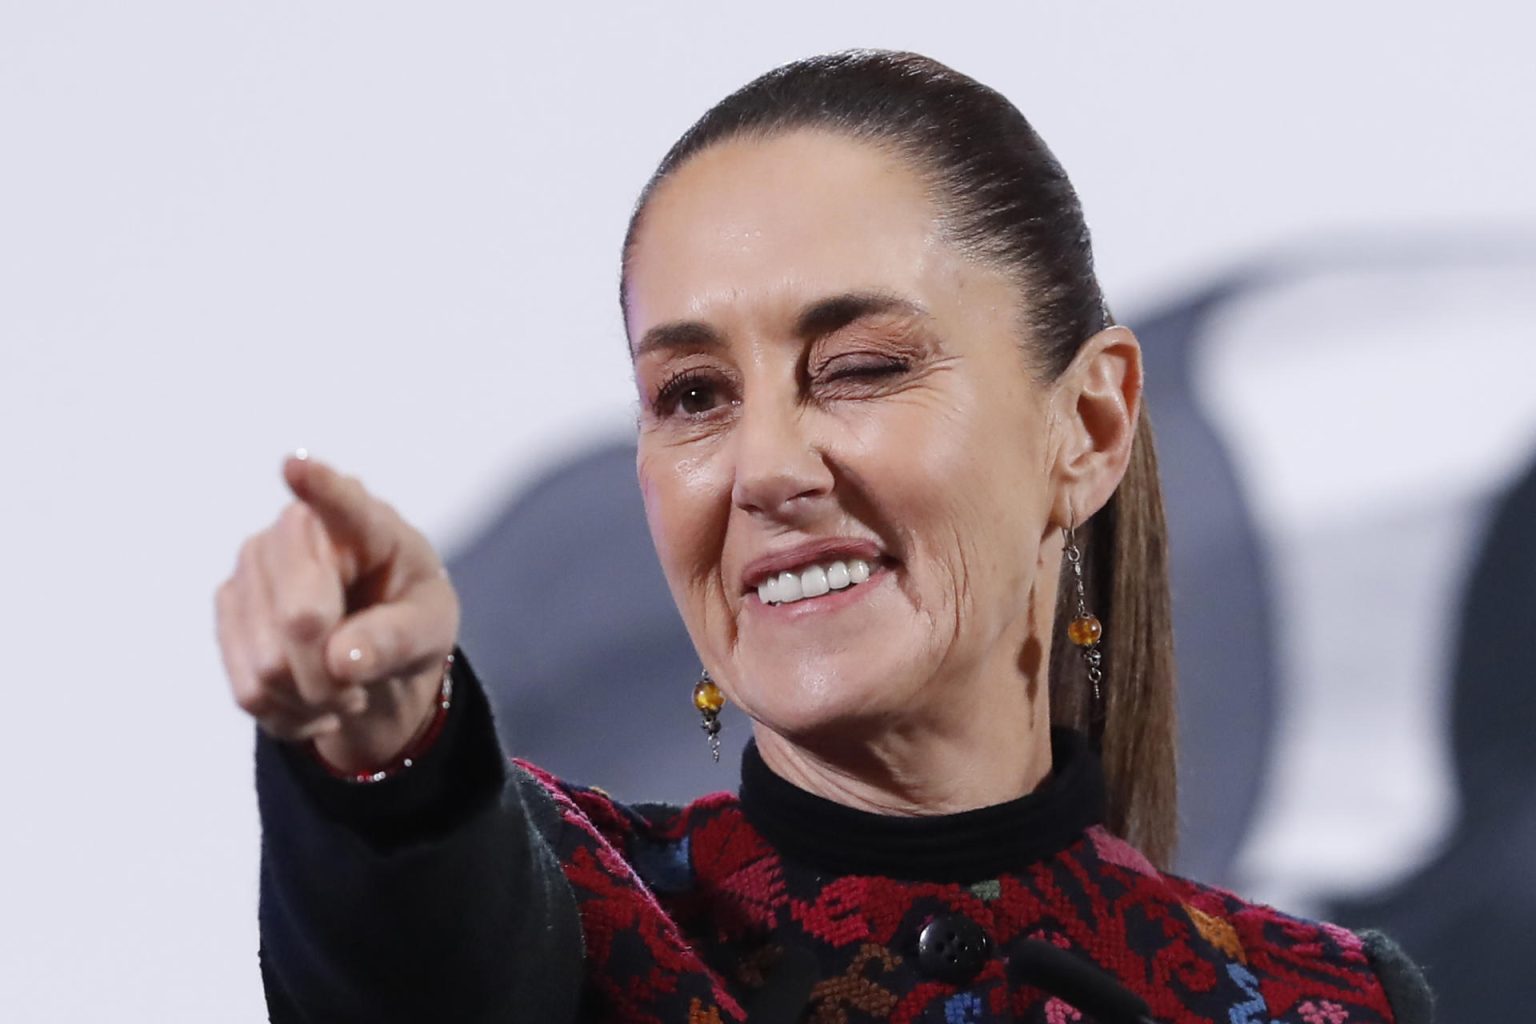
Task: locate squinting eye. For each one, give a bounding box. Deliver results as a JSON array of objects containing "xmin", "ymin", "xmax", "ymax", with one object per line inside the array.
[{"xmin": 822, "ymin": 357, "xmax": 909, "ymax": 381}]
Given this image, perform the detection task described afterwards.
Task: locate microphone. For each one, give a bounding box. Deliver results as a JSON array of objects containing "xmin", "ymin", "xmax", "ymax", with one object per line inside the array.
[{"xmin": 1007, "ymin": 939, "xmax": 1159, "ymax": 1024}]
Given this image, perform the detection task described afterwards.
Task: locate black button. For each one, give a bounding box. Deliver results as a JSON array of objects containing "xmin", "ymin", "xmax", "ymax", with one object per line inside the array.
[{"xmin": 916, "ymin": 914, "xmax": 992, "ymax": 984}]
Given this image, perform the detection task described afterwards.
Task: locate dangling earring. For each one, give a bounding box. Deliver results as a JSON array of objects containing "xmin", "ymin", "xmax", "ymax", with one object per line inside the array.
[
  {"xmin": 692, "ymin": 669, "xmax": 725, "ymax": 762},
  {"xmin": 1063, "ymin": 523, "xmax": 1106, "ymax": 740}
]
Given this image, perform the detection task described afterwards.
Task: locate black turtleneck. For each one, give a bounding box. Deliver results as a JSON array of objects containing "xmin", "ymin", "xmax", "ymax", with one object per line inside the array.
[{"xmin": 738, "ymin": 728, "xmax": 1106, "ymax": 884}]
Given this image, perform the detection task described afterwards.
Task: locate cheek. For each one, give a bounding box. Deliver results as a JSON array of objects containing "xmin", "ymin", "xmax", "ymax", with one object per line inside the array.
[
  {"xmin": 637, "ymin": 447, "xmax": 729, "ymax": 585},
  {"xmin": 857, "ymin": 393, "xmax": 1046, "ymax": 611},
  {"xmin": 852, "ymin": 389, "xmax": 1030, "ymax": 526}
]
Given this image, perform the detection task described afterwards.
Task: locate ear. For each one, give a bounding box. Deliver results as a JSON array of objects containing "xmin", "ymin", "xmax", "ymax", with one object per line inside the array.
[{"xmin": 1048, "ymin": 326, "xmax": 1143, "ymax": 529}]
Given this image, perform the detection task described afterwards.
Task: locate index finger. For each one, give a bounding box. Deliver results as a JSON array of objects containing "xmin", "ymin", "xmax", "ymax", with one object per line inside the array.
[{"xmin": 281, "ymin": 452, "xmax": 400, "ymax": 583}]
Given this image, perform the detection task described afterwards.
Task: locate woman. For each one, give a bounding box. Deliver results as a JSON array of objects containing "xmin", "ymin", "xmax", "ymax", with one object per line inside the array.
[{"xmin": 221, "ymin": 51, "xmax": 1432, "ymax": 1023}]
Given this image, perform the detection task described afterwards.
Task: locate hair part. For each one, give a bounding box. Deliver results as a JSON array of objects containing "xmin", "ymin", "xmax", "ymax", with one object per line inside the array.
[{"xmin": 621, "ymin": 49, "xmax": 1179, "ymax": 867}]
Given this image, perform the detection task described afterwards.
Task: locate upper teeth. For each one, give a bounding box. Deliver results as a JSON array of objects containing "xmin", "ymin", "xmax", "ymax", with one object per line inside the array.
[{"xmin": 758, "ymin": 558, "xmax": 873, "ymax": 605}]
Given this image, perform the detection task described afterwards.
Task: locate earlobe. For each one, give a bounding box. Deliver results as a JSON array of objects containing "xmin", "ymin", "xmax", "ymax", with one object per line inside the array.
[{"xmin": 1049, "ymin": 327, "xmax": 1143, "ymax": 527}]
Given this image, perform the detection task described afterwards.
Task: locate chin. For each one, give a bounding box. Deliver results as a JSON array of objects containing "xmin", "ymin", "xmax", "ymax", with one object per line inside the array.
[{"xmin": 730, "ymin": 646, "xmax": 926, "ymax": 745}]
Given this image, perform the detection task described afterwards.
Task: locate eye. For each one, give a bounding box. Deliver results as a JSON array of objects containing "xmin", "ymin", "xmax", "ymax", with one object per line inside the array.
[
  {"xmin": 818, "ymin": 354, "xmax": 910, "ymax": 382},
  {"xmin": 653, "ymin": 369, "xmax": 729, "ymax": 419}
]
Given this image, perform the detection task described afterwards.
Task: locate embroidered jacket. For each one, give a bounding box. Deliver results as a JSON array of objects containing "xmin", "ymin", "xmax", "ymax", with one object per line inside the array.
[{"xmin": 256, "ymin": 654, "xmax": 1431, "ymax": 1023}]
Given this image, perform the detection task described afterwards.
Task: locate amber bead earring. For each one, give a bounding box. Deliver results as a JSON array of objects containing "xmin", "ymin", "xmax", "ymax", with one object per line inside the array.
[
  {"xmin": 693, "ymin": 670, "xmax": 725, "ymax": 762},
  {"xmin": 1063, "ymin": 524, "xmax": 1106, "ymax": 732}
]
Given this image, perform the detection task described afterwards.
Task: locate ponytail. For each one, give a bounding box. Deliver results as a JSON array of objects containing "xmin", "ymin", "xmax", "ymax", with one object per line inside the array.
[{"xmin": 1050, "ymin": 405, "xmax": 1178, "ymax": 867}]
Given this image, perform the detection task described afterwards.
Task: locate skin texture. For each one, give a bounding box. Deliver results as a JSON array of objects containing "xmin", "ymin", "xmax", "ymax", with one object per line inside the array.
[{"xmin": 626, "ymin": 130, "xmax": 1143, "ymax": 814}]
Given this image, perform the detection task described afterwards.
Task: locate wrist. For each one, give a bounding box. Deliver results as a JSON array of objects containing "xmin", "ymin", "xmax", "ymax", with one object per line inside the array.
[{"xmin": 308, "ymin": 653, "xmax": 455, "ymax": 783}]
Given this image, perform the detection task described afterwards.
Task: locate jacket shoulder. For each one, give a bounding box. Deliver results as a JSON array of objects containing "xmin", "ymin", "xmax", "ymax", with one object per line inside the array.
[
  {"xmin": 1158, "ymin": 866, "xmax": 1431, "ymax": 1023},
  {"xmin": 1356, "ymin": 929, "xmax": 1436, "ymax": 1024},
  {"xmin": 504, "ymin": 761, "xmax": 748, "ymax": 1020},
  {"xmin": 509, "ymin": 759, "xmax": 736, "ymax": 846}
]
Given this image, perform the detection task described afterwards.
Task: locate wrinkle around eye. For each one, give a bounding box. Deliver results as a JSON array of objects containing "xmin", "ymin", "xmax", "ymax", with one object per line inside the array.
[
  {"xmin": 812, "ymin": 351, "xmax": 960, "ymax": 404},
  {"xmin": 807, "ymin": 315, "xmax": 939, "ymax": 372}
]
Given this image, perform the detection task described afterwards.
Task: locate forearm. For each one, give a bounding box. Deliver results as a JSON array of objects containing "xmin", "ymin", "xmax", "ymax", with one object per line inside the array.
[{"xmin": 255, "ymin": 653, "xmax": 585, "ymax": 1023}]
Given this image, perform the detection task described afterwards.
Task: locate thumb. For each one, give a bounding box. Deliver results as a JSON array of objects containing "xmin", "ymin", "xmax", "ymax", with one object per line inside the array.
[{"xmin": 324, "ymin": 572, "xmax": 459, "ymax": 686}]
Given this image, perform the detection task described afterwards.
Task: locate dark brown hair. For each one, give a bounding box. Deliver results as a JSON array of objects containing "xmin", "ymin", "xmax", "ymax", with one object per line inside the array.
[{"xmin": 620, "ymin": 50, "xmax": 1178, "ymax": 866}]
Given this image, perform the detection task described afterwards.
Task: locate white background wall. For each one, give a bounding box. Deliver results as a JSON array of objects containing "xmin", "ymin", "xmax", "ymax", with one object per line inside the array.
[{"xmin": 2, "ymin": 2, "xmax": 1533, "ymax": 1018}]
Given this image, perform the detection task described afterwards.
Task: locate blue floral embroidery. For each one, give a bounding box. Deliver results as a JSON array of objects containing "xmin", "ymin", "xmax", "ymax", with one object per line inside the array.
[
  {"xmin": 1227, "ymin": 962, "xmax": 1277, "ymax": 1024},
  {"xmin": 943, "ymin": 991, "xmax": 985, "ymax": 1023}
]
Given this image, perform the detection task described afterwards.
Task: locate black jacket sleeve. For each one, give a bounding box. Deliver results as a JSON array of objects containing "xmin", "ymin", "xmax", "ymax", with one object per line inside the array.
[
  {"xmin": 1359, "ymin": 930, "xmax": 1435, "ymax": 1024},
  {"xmin": 255, "ymin": 651, "xmax": 585, "ymax": 1023}
]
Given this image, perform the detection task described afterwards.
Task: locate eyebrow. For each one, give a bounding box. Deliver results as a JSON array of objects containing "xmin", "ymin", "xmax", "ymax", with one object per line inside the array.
[
  {"xmin": 632, "ymin": 290, "xmax": 929, "ymax": 358},
  {"xmin": 632, "ymin": 319, "xmax": 723, "ymax": 359},
  {"xmin": 795, "ymin": 291, "xmax": 929, "ymax": 339}
]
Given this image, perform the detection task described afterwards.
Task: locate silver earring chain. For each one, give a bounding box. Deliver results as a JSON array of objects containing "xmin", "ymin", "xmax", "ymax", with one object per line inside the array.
[{"xmin": 1064, "ymin": 525, "xmax": 1104, "ymax": 712}]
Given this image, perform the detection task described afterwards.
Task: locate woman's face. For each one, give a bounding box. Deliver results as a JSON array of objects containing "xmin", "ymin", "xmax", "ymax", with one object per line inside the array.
[{"xmin": 625, "ymin": 130, "xmax": 1066, "ymax": 747}]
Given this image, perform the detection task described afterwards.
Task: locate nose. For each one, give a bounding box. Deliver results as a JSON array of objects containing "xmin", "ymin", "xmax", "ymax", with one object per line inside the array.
[{"xmin": 729, "ymin": 394, "xmax": 834, "ymax": 520}]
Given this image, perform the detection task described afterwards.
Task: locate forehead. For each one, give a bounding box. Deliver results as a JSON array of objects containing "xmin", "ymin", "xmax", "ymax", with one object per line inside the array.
[{"xmin": 624, "ymin": 131, "xmax": 964, "ymax": 343}]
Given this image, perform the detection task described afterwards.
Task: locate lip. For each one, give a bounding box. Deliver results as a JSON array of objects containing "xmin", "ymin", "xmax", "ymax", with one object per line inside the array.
[{"xmin": 740, "ymin": 537, "xmax": 888, "ymax": 593}]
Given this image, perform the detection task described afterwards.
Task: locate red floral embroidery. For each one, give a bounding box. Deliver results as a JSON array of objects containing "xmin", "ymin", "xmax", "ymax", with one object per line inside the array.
[{"xmin": 512, "ymin": 767, "xmax": 1400, "ymax": 1024}]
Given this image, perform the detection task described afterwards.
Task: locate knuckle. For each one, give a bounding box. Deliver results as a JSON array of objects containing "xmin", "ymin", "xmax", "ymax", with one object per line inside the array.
[
  {"xmin": 249, "ymin": 646, "xmax": 288, "ymax": 685},
  {"xmin": 372, "ymin": 624, "xmax": 403, "ymax": 665},
  {"xmin": 234, "ymin": 687, "xmax": 273, "ymax": 718},
  {"xmin": 276, "ymin": 602, "xmax": 329, "ymax": 643}
]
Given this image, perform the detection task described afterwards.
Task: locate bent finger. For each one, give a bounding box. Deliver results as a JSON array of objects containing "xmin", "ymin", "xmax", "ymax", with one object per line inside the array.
[
  {"xmin": 219, "ymin": 575, "xmax": 335, "ymax": 723},
  {"xmin": 257, "ymin": 709, "xmax": 343, "ymax": 744},
  {"xmin": 325, "ymin": 575, "xmax": 459, "ymax": 686},
  {"xmin": 216, "ymin": 577, "xmax": 262, "ymax": 712}
]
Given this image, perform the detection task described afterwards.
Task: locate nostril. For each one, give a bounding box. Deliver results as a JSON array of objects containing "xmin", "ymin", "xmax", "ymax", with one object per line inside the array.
[
  {"xmin": 729, "ymin": 419, "xmax": 835, "ymax": 517},
  {"xmin": 731, "ymin": 474, "xmax": 831, "ymax": 518}
]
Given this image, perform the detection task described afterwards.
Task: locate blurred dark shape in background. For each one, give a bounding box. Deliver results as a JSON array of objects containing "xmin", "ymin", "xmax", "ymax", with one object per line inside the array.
[
  {"xmin": 449, "ymin": 444, "xmax": 722, "ymax": 801},
  {"xmin": 1330, "ymin": 452, "xmax": 1536, "ymax": 1023}
]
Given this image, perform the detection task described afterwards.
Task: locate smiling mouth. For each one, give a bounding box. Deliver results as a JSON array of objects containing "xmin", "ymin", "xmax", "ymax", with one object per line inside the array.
[{"xmin": 756, "ymin": 557, "xmax": 876, "ymax": 606}]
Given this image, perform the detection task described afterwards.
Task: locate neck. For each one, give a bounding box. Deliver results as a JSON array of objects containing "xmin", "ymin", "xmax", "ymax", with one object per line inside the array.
[
  {"xmin": 751, "ymin": 654, "xmax": 1054, "ymax": 816},
  {"xmin": 738, "ymin": 728, "xmax": 1103, "ymax": 883}
]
